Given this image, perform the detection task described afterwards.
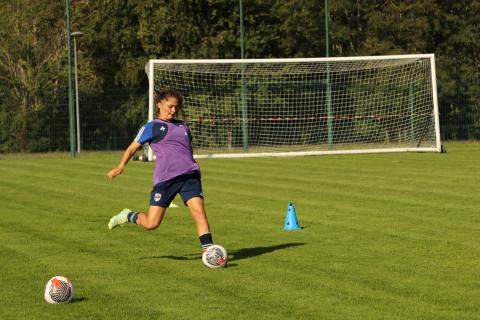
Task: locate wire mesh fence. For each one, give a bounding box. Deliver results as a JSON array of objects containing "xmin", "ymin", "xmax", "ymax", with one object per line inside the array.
[{"xmin": 1, "ymin": 87, "xmax": 478, "ymax": 154}]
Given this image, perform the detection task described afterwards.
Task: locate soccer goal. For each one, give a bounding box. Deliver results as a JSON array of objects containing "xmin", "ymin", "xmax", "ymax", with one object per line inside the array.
[{"xmin": 144, "ymin": 54, "xmax": 442, "ymax": 160}]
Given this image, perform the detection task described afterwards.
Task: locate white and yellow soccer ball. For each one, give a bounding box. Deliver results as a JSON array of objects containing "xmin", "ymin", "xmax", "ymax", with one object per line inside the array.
[
  {"xmin": 44, "ymin": 276, "xmax": 75, "ymax": 304},
  {"xmin": 202, "ymin": 244, "xmax": 228, "ymax": 269}
]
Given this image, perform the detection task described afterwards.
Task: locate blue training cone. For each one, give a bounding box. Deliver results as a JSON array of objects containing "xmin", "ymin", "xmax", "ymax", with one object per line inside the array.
[{"xmin": 284, "ymin": 202, "xmax": 301, "ymax": 230}]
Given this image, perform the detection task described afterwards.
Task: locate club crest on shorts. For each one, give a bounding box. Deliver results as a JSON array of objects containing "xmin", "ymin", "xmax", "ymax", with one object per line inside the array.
[{"xmin": 154, "ymin": 193, "xmax": 162, "ymax": 202}]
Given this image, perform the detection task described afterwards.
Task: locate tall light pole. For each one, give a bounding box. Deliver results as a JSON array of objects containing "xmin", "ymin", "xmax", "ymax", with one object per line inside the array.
[
  {"xmin": 325, "ymin": 0, "xmax": 333, "ymax": 149},
  {"xmin": 65, "ymin": 0, "xmax": 75, "ymax": 158},
  {"xmin": 71, "ymin": 31, "xmax": 83, "ymax": 153},
  {"xmin": 324, "ymin": 0, "xmax": 330, "ymax": 58},
  {"xmin": 239, "ymin": 0, "xmax": 248, "ymax": 151}
]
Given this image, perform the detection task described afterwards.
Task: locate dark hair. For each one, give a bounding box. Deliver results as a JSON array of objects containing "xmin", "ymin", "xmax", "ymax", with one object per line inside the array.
[{"xmin": 154, "ymin": 87, "xmax": 184, "ymax": 107}]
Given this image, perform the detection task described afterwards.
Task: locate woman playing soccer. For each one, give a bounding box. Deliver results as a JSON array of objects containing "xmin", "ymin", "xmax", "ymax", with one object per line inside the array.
[{"xmin": 106, "ymin": 87, "xmax": 214, "ymax": 252}]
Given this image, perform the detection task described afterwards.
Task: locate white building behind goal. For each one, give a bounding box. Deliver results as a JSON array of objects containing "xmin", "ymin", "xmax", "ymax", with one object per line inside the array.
[{"xmin": 144, "ymin": 54, "xmax": 442, "ymax": 160}]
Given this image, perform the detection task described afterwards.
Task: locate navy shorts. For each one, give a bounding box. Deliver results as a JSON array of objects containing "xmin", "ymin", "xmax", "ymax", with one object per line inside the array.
[{"xmin": 150, "ymin": 171, "xmax": 203, "ymax": 208}]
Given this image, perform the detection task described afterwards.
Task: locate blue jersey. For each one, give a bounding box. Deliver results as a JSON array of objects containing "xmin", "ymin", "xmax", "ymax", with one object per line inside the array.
[{"xmin": 135, "ymin": 119, "xmax": 199, "ymax": 185}]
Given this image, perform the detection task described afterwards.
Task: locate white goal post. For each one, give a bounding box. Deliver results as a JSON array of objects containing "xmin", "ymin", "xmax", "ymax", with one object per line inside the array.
[{"xmin": 144, "ymin": 54, "xmax": 442, "ymax": 160}]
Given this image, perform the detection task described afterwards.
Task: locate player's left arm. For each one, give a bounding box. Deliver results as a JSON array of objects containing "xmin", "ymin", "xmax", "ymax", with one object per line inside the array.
[{"xmin": 184, "ymin": 121, "xmax": 198, "ymax": 164}]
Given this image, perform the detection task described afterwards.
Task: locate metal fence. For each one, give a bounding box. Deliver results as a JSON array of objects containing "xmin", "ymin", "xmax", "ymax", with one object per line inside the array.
[{"xmin": 2, "ymin": 87, "xmax": 478, "ymax": 154}]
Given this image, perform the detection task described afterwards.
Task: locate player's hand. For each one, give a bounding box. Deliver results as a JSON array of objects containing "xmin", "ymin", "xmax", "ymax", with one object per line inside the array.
[{"xmin": 107, "ymin": 165, "xmax": 124, "ymax": 180}]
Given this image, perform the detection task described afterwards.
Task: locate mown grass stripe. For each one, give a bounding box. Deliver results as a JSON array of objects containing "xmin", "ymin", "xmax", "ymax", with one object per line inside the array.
[{"xmin": 1, "ymin": 143, "xmax": 479, "ymax": 319}]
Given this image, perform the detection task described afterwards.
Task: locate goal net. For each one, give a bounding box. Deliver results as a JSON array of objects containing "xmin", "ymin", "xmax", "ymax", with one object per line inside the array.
[{"xmin": 144, "ymin": 54, "xmax": 441, "ymax": 159}]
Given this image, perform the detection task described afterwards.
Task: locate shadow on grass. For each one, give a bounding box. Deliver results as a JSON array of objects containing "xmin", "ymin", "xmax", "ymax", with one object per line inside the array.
[
  {"xmin": 70, "ymin": 296, "xmax": 88, "ymax": 303},
  {"xmin": 229, "ymin": 242, "xmax": 305, "ymax": 261},
  {"xmin": 139, "ymin": 242, "xmax": 306, "ymax": 264}
]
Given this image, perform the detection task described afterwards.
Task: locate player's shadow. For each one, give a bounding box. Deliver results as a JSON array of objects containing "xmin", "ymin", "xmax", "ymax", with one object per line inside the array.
[
  {"xmin": 139, "ymin": 242, "xmax": 306, "ymax": 264},
  {"xmin": 227, "ymin": 242, "xmax": 306, "ymax": 265}
]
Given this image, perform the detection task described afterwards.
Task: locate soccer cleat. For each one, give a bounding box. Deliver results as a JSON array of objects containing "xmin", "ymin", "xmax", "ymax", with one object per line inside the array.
[{"xmin": 108, "ymin": 208, "xmax": 131, "ymax": 230}]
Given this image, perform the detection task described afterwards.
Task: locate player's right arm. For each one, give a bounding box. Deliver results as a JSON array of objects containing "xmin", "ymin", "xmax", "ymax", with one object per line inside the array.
[
  {"xmin": 107, "ymin": 122, "xmax": 155, "ymax": 180},
  {"xmin": 107, "ymin": 140, "xmax": 142, "ymax": 180}
]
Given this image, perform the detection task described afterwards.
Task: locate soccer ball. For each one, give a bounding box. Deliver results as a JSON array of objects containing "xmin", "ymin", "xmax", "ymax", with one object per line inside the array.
[
  {"xmin": 202, "ymin": 244, "xmax": 228, "ymax": 269},
  {"xmin": 44, "ymin": 276, "xmax": 75, "ymax": 304}
]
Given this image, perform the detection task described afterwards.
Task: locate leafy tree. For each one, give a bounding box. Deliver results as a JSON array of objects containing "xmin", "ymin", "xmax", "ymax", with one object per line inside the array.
[
  {"xmin": 433, "ymin": 1, "xmax": 480, "ymax": 139},
  {"xmin": 1, "ymin": 0, "xmax": 479, "ymax": 153},
  {"xmin": 0, "ymin": 0, "xmax": 66, "ymax": 151}
]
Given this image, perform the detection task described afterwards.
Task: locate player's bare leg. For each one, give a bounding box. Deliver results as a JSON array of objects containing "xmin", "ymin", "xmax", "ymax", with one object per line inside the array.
[
  {"xmin": 108, "ymin": 206, "xmax": 166, "ymax": 230},
  {"xmin": 186, "ymin": 197, "xmax": 210, "ymax": 236},
  {"xmin": 136, "ymin": 206, "xmax": 166, "ymax": 230},
  {"xmin": 186, "ymin": 197, "xmax": 213, "ymax": 251}
]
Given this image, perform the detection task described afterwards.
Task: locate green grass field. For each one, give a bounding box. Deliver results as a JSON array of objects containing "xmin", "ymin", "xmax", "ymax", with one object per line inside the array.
[{"xmin": 1, "ymin": 143, "xmax": 479, "ymax": 319}]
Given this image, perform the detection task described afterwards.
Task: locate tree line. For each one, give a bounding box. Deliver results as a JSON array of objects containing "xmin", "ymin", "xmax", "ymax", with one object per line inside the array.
[{"xmin": 0, "ymin": 0, "xmax": 479, "ymax": 152}]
